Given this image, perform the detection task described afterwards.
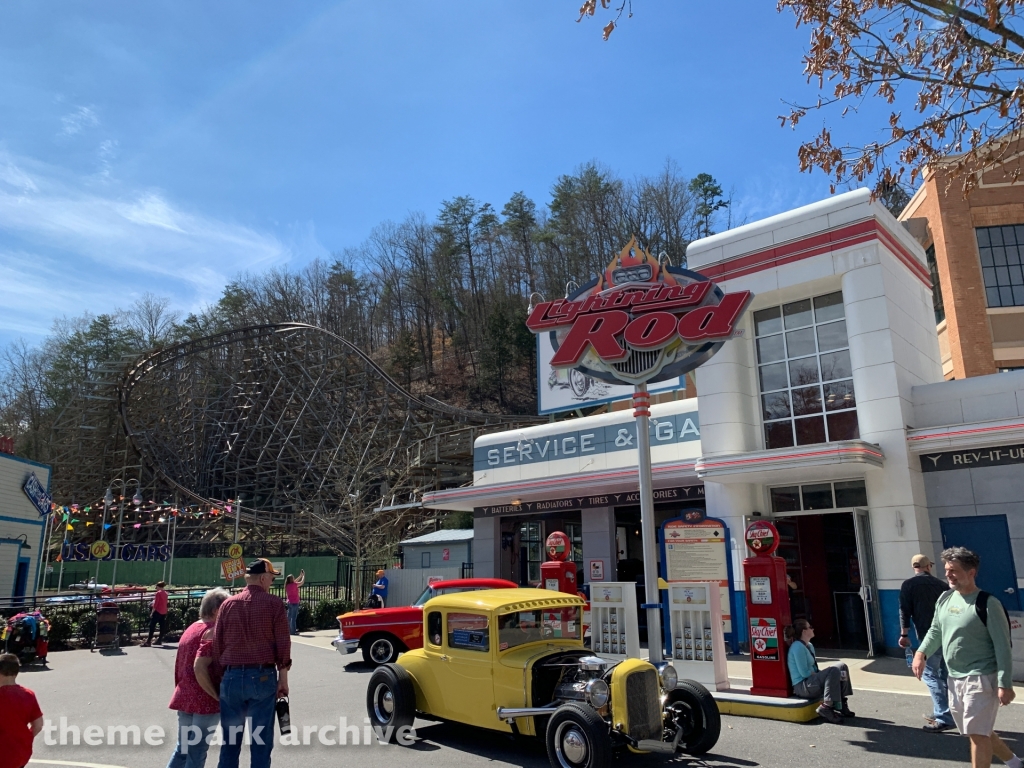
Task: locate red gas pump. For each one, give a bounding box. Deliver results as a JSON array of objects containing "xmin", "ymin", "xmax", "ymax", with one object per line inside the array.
[
  {"xmin": 540, "ymin": 531, "xmax": 579, "ymax": 639},
  {"xmin": 540, "ymin": 531, "xmax": 577, "ymax": 594},
  {"xmin": 743, "ymin": 520, "xmax": 792, "ymax": 698}
]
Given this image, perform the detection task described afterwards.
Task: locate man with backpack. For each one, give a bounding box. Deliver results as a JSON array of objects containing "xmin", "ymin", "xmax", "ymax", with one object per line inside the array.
[
  {"xmin": 914, "ymin": 547, "xmax": 1020, "ymax": 768},
  {"xmin": 899, "ymin": 554, "xmax": 956, "ymax": 732}
]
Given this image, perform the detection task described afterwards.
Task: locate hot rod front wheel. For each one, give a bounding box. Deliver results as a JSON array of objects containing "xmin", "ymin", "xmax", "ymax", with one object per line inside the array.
[
  {"xmin": 544, "ymin": 703, "xmax": 611, "ymax": 768},
  {"xmin": 666, "ymin": 679, "xmax": 721, "ymax": 755},
  {"xmin": 365, "ymin": 664, "xmax": 415, "ymax": 738}
]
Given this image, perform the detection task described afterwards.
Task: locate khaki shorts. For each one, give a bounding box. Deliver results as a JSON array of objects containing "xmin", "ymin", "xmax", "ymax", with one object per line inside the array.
[{"xmin": 948, "ymin": 673, "xmax": 1001, "ymax": 736}]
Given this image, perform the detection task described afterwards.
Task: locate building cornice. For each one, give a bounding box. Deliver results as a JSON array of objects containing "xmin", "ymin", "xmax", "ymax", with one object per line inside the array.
[
  {"xmin": 694, "ymin": 441, "xmax": 884, "ymax": 482},
  {"xmin": 422, "ymin": 459, "xmax": 699, "ymax": 512},
  {"xmin": 907, "ymin": 417, "xmax": 1024, "ymax": 453}
]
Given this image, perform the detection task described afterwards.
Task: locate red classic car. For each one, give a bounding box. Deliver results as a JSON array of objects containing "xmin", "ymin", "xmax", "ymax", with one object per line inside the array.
[{"xmin": 331, "ymin": 578, "xmax": 517, "ymax": 665}]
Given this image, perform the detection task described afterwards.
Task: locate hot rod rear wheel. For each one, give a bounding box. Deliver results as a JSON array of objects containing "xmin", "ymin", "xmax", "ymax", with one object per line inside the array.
[
  {"xmin": 365, "ymin": 664, "xmax": 415, "ymax": 739},
  {"xmin": 667, "ymin": 679, "xmax": 721, "ymax": 756},
  {"xmin": 545, "ymin": 703, "xmax": 611, "ymax": 768}
]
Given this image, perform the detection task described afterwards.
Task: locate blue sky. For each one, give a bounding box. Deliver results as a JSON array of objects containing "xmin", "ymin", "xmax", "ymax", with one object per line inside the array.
[{"xmin": 0, "ymin": 2, "xmax": 902, "ymax": 345}]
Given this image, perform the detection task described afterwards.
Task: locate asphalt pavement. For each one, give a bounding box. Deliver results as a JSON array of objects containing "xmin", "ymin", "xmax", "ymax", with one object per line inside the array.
[{"xmin": 17, "ymin": 633, "xmax": 1024, "ymax": 768}]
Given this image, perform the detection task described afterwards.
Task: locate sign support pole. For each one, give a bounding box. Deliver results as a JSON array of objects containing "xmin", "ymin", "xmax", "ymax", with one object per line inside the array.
[{"xmin": 633, "ymin": 383, "xmax": 663, "ymax": 663}]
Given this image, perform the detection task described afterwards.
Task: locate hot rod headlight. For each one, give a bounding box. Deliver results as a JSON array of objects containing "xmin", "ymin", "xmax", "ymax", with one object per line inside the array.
[
  {"xmin": 585, "ymin": 678, "xmax": 610, "ymax": 708},
  {"xmin": 656, "ymin": 662, "xmax": 678, "ymax": 692}
]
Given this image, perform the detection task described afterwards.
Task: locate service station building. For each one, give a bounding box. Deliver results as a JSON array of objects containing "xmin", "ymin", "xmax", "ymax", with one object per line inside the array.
[{"xmin": 423, "ymin": 189, "xmax": 1024, "ymax": 655}]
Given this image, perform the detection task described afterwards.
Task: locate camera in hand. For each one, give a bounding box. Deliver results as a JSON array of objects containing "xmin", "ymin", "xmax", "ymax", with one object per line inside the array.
[{"xmin": 276, "ymin": 697, "xmax": 291, "ymax": 735}]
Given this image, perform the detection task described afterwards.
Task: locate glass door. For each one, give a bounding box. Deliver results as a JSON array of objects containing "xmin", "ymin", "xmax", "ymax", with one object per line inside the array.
[{"xmin": 852, "ymin": 508, "xmax": 882, "ymax": 657}]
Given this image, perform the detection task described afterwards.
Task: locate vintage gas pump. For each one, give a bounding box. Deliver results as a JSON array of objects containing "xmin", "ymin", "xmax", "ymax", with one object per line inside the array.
[
  {"xmin": 743, "ymin": 520, "xmax": 792, "ymax": 698},
  {"xmin": 540, "ymin": 531, "xmax": 578, "ymax": 639},
  {"xmin": 540, "ymin": 531, "xmax": 577, "ymax": 593}
]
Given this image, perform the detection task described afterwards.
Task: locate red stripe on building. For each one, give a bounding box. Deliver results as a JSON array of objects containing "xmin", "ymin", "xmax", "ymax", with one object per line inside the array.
[{"xmin": 697, "ymin": 219, "xmax": 931, "ymax": 289}]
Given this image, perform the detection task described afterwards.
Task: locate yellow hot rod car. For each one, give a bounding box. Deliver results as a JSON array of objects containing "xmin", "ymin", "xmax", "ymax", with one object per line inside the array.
[{"xmin": 365, "ymin": 588, "xmax": 720, "ymax": 768}]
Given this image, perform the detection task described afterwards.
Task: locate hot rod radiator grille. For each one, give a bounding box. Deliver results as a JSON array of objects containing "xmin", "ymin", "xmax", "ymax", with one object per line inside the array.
[
  {"xmin": 612, "ymin": 348, "xmax": 661, "ymax": 377},
  {"xmin": 625, "ymin": 669, "xmax": 661, "ymax": 741}
]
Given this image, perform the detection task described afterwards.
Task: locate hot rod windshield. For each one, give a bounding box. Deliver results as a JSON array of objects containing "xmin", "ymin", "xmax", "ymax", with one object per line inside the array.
[{"xmin": 497, "ymin": 607, "xmax": 581, "ymax": 651}]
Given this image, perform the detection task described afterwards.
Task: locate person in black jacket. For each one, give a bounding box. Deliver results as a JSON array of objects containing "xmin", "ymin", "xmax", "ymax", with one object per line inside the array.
[{"xmin": 899, "ymin": 553, "xmax": 955, "ymax": 732}]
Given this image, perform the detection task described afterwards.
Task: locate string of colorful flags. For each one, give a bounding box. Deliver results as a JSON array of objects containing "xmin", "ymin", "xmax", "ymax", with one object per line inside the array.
[{"xmin": 51, "ymin": 497, "xmax": 239, "ymax": 532}]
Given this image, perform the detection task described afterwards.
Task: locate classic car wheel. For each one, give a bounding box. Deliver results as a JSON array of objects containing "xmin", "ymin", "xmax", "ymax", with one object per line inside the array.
[
  {"xmin": 365, "ymin": 664, "xmax": 415, "ymax": 738},
  {"xmin": 545, "ymin": 703, "xmax": 611, "ymax": 768},
  {"xmin": 362, "ymin": 634, "xmax": 400, "ymax": 665},
  {"xmin": 667, "ymin": 680, "xmax": 721, "ymax": 756}
]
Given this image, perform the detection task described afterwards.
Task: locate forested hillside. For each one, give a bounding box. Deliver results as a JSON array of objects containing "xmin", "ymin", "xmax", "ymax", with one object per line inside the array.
[{"xmin": 0, "ymin": 161, "xmax": 731, "ymax": 465}]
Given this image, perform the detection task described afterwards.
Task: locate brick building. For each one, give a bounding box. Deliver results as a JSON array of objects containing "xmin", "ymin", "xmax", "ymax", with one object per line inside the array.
[{"xmin": 900, "ymin": 148, "xmax": 1024, "ymax": 378}]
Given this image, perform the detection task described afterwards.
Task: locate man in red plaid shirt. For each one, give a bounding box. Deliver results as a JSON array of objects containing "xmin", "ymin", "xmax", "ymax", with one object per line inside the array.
[{"xmin": 213, "ymin": 558, "xmax": 291, "ymax": 768}]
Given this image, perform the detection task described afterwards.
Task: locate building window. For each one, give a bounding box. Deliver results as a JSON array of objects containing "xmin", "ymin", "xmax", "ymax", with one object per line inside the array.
[
  {"xmin": 754, "ymin": 291, "xmax": 860, "ymax": 449},
  {"xmin": 925, "ymin": 244, "xmax": 945, "ymax": 323},
  {"xmin": 976, "ymin": 225, "xmax": 1024, "ymax": 307},
  {"xmin": 769, "ymin": 480, "xmax": 867, "ymax": 514},
  {"xmin": 519, "ymin": 521, "xmax": 543, "ymax": 584}
]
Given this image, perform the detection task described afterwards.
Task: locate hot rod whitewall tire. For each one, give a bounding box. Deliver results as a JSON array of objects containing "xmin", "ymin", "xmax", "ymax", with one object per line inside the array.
[
  {"xmin": 366, "ymin": 664, "xmax": 416, "ymax": 739},
  {"xmin": 544, "ymin": 703, "xmax": 611, "ymax": 768},
  {"xmin": 668, "ymin": 679, "xmax": 721, "ymax": 756}
]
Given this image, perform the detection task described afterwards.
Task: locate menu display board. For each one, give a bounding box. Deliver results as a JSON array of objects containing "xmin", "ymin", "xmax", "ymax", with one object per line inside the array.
[{"xmin": 662, "ymin": 514, "xmax": 733, "ymax": 633}]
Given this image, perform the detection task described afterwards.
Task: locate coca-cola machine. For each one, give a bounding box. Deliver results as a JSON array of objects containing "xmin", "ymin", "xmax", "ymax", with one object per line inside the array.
[{"xmin": 743, "ymin": 521, "xmax": 792, "ymax": 698}]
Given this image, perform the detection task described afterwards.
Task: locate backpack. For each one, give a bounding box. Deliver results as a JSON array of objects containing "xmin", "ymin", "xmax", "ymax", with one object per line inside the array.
[{"xmin": 935, "ymin": 589, "xmax": 1011, "ymax": 645}]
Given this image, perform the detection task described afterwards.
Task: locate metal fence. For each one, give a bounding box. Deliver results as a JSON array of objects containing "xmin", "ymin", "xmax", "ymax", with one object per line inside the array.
[
  {"xmin": 0, "ymin": 579, "xmax": 352, "ymax": 642},
  {"xmin": 461, "ymin": 562, "xmax": 473, "ymax": 578},
  {"xmin": 341, "ymin": 563, "xmax": 386, "ymax": 608}
]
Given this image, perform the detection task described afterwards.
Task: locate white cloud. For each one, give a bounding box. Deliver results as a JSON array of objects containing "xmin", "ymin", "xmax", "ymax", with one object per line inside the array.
[
  {"xmin": 0, "ymin": 150, "xmax": 292, "ymax": 340},
  {"xmin": 60, "ymin": 105, "xmax": 99, "ymax": 137}
]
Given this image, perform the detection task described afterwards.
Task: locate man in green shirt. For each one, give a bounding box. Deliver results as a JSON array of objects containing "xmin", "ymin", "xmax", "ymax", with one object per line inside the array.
[{"xmin": 914, "ymin": 547, "xmax": 1019, "ymax": 768}]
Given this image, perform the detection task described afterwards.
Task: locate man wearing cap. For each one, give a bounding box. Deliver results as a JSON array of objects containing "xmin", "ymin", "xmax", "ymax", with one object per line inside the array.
[
  {"xmin": 899, "ymin": 554, "xmax": 955, "ymax": 732},
  {"xmin": 213, "ymin": 559, "xmax": 291, "ymax": 768}
]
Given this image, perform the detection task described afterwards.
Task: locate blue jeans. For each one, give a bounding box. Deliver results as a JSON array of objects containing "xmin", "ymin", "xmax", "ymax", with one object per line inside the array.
[
  {"xmin": 167, "ymin": 710, "xmax": 220, "ymax": 768},
  {"xmin": 922, "ymin": 650, "xmax": 954, "ymax": 725},
  {"xmin": 217, "ymin": 667, "xmax": 278, "ymax": 768},
  {"xmin": 287, "ymin": 603, "xmax": 299, "ymax": 635}
]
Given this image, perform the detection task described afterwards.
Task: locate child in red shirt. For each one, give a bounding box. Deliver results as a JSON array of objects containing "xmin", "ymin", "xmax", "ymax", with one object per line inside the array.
[{"xmin": 0, "ymin": 653, "xmax": 43, "ymax": 768}]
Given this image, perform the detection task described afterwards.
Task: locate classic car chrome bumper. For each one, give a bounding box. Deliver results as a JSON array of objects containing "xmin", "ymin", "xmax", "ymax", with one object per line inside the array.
[{"xmin": 331, "ymin": 635, "xmax": 359, "ymax": 654}]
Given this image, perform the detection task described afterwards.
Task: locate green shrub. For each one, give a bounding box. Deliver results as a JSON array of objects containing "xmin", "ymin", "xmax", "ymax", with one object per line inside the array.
[
  {"xmin": 48, "ymin": 614, "xmax": 74, "ymax": 644},
  {"xmin": 118, "ymin": 619, "xmax": 134, "ymax": 645},
  {"xmin": 312, "ymin": 599, "xmax": 352, "ymax": 630},
  {"xmin": 183, "ymin": 606, "xmax": 200, "ymax": 627},
  {"xmin": 165, "ymin": 607, "xmax": 186, "ymax": 632},
  {"xmin": 77, "ymin": 614, "xmax": 96, "ymax": 641},
  {"xmin": 296, "ymin": 604, "xmax": 313, "ymax": 631}
]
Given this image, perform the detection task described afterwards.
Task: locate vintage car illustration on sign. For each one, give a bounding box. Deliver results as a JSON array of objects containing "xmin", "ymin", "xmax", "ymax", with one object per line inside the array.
[
  {"xmin": 365, "ymin": 588, "xmax": 720, "ymax": 768},
  {"xmin": 332, "ymin": 578, "xmax": 517, "ymax": 665}
]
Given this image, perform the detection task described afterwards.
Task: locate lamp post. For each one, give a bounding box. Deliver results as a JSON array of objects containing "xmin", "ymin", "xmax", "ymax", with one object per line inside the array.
[
  {"xmin": 37, "ymin": 510, "xmax": 54, "ymax": 594},
  {"xmin": 231, "ymin": 495, "xmax": 242, "ymax": 588},
  {"xmin": 95, "ymin": 487, "xmax": 114, "ymax": 584},
  {"xmin": 110, "ymin": 481, "xmax": 142, "ymax": 589}
]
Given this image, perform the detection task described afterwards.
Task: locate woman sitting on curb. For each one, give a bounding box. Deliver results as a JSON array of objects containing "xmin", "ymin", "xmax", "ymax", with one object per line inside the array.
[{"xmin": 785, "ymin": 618, "xmax": 856, "ymax": 724}]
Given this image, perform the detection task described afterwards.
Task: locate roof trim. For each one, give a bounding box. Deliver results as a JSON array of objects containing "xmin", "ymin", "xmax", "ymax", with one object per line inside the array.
[
  {"xmin": 695, "ymin": 218, "xmax": 931, "ymax": 289},
  {"xmin": 907, "ymin": 418, "xmax": 1024, "ymax": 452}
]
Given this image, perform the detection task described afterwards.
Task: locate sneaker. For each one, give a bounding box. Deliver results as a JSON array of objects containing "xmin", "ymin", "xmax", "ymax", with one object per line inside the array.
[
  {"xmin": 923, "ymin": 714, "xmax": 937, "ymax": 723},
  {"xmin": 923, "ymin": 721, "xmax": 955, "ymax": 732},
  {"xmin": 839, "ymin": 703, "xmax": 856, "ymax": 718},
  {"xmin": 817, "ymin": 704, "xmax": 844, "ymax": 724}
]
